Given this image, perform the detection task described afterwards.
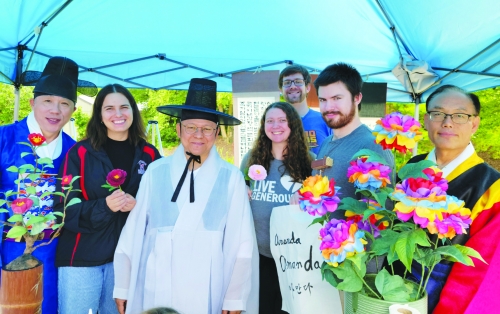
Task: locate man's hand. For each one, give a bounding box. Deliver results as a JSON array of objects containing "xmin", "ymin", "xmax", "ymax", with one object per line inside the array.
[
  {"xmin": 115, "ymin": 298, "xmax": 126, "ymax": 314},
  {"xmin": 289, "ymin": 191, "xmax": 300, "ymax": 205},
  {"xmin": 120, "ymin": 193, "xmax": 136, "ymax": 212},
  {"xmin": 106, "ymin": 190, "xmax": 127, "ymax": 212},
  {"xmin": 222, "ymin": 311, "xmax": 242, "ymax": 314}
]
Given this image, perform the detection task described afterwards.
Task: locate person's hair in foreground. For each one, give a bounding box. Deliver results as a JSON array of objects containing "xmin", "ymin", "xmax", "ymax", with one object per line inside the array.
[
  {"xmin": 142, "ymin": 307, "xmax": 180, "ymax": 314},
  {"xmin": 86, "ymin": 84, "xmax": 146, "ymax": 149},
  {"xmin": 248, "ymin": 101, "xmax": 312, "ymax": 182},
  {"xmin": 314, "ymin": 62, "xmax": 363, "ymax": 109},
  {"xmin": 278, "ymin": 64, "xmax": 312, "ymax": 88},
  {"xmin": 425, "ymin": 84, "xmax": 480, "ymax": 114}
]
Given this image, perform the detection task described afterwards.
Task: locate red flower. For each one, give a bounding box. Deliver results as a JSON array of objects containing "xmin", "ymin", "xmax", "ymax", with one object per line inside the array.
[
  {"xmin": 378, "ymin": 138, "xmax": 409, "ymax": 154},
  {"xmin": 61, "ymin": 175, "xmax": 73, "ymax": 186},
  {"xmin": 106, "ymin": 169, "xmax": 127, "ymax": 187},
  {"xmin": 11, "ymin": 198, "xmax": 34, "ymax": 214},
  {"xmin": 28, "ymin": 133, "xmax": 46, "ymax": 146}
]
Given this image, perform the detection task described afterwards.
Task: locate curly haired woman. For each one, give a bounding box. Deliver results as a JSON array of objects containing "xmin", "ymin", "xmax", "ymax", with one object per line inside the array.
[{"xmin": 240, "ymin": 102, "xmax": 313, "ymax": 314}]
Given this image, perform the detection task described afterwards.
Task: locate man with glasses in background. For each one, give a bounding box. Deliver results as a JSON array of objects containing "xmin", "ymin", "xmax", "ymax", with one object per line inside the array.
[
  {"xmin": 406, "ymin": 85, "xmax": 500, "ymax": 313},
  {"xmin": 279, "ymin": 65, "xmax": 331, "ymax": 155}
]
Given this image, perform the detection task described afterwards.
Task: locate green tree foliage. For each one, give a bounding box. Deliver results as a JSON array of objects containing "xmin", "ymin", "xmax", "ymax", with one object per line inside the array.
[
  {"xmin": 71, "ymin": 108, "xmax": 91, "ymax": 140},
  {"xmin": 0, "ymin": 85, "xmax": 33, "ymax": 124},
  {"xmin": 471, "ymin": 88, "xmax": 500, "ymax": 158}
]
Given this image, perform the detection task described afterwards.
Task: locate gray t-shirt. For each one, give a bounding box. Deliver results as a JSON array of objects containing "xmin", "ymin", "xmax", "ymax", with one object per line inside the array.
[
  {"xmin": 240, "ymin": 154, "xmax": 302, "ymax": 258},
  {"xmin": 314, "ymin": 124, "xmax": 395, "ymax": 215}
]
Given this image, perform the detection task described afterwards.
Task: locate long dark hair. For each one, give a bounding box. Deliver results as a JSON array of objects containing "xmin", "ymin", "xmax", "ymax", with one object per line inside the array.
[
  {"xmin": 86, "ymin": 84, "xmax": 146, "ymax": 149},
  {"xmin": 248, "ymin": 102, "xmax": 312, "ymax": 182}
]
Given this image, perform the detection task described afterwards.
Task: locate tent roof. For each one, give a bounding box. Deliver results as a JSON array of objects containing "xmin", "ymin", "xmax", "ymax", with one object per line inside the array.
[{"xmin": 1, "ymin": 0, "xmax": 499, "ymax": 102}]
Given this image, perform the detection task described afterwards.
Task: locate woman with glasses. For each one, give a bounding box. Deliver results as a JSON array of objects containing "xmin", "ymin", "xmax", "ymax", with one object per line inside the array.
[
  {"xmin": 240, "ymin": 102, "xmax": 313, "ymax": 314},
  {"xmin": 113, "ymin": 79, "xmax": 258, "ymax": 314},
  {"xmin": 54, "ymin": 84, "xmax": 161, "ymax": 314}
]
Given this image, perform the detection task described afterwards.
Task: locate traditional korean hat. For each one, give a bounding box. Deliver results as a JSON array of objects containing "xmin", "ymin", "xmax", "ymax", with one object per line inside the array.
[
  {"xmin": 21, "ymin": 56, "xmax": 97, "ymax": 102},
  {"xmin": 158, "ymin": 78, "xmax": 240, "ymax": 204},
  {"xmin": 156, "ymin": 78, "xmax": 241, "ymax": 125}
]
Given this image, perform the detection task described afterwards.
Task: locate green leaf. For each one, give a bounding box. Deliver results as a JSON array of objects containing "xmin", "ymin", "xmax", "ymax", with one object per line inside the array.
[
  {"xmin": 394, "ymin": 231, "xmax": 416, "ymax": 271},
  {"xmin": 436, "ymin": 245, "xmax": 473, "ymax": 265},
  {"xmin": 26, "ymin": 215, "xmax": 47, "ymax": 226},
  {"xmin": 18, "ymin": 164, "xmax": 35, "ymax": 172},
  {"xmin": 52, "ymin": 192, "xmax": 65, "ymax": 197},
  {"xmin": 398, "ymin": 160, "xmax": 436, "ymax": 180},
  {"xmin": 454, "ymin": 244, "xmax": 487, "ymax": 264},
  {"xmin": 351, "ymin": 149, "xmax": 389, "ymax": 165},
  {"xmin": 347, "ymin": 252, "xmax": 367, "ymax": 270},
  {"xmin": 66, "ymin": 198, "xmax": 82, "ymax": 207},
  {"xmin": 0, "ymin": 208, "xmax": 9, "ymax": 213},
  {"xmin": 333, "ymin": 259, "xmax": 364, "ymax": 292},
  {"xmin": 409, "ymin": 228, "xmax": 431, "ymax": 247},
  {"xmin": 43, "ymin": 213, "xmax": 56, "ymax": 221},
  {"xmin": 371, "ymin": 233, "xmax": 397, "ymax": 256},
  {"xmin": 70, "ymin": 175, "xmax": 81, "ymax": 185},
  {"xmin": 27, "ymin": 173, "xmax": 41, "ymax": 182},
  {"xmin": 0, "ymin": 199, "xmax": 7, "ymax": 207},
  {"xmin": 52, "ymin": 223, "xmax": 63, "ymax": 230},
  {"xmin": 308, "ymin": 216, "xmax": 328, "ymax": 227},
  {"xmin": 6, "ymin": 226, "xmax": 28, "ymax": 238},
  {"xmin": 6, "ymin": 165, "xmax": 19, "ymax": 172},
  {"xmin": 7, "ymin": 214, "xmax": 24, "ymax": 223},
  {"xmin": 20, "ymin": 152, "xmax": 32, "ymax": 158},
  {"xmin": 363, "ymin": 209, "xmax": 377, "ymax": 222},
  {"xmin": 40, "ymin": 191, "xmax": 52, "ymax": 199},
  {"xmin": 374, "ymin": 269, "xmax": 411, "ymax": 302},
  {"xmin": 25, "ymin": 186, "xmax": 37, "ymax": 196},
  {"xmin": 52, "ymin": 212, "xmax": 64, "ymax": 217},
  {"xmin": 321, "ymin": 262, "xmax": 340, "ymax": 288},
  {"xmin": 30, "ymin": 197, "xmax": 39, "ymax": 207},
  {"xmin": 414, "ymin": 247, "xmax": 441, "ymax": 267},
  {"xmin": 338, "ymin": 197, "xmax": 367, "ymax": 214},
  {"xmin": 17, "ymin": 141, "xmax": 32, "ymax": 147},
  {"xmin": 37, "ymin": 157, "xmax": 53, "ymax": 165},
  {"xmin": 29, "ymin": 222, "xmax": 46, "ymax": 236}
]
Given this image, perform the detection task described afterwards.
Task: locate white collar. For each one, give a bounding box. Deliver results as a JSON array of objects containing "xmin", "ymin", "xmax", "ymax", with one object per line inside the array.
[
  {"xmin": 427, "ymin": 143, "xmax": 475, "ymax": 178},
  {"xmin": 26, "ymin": 111, "xmax": 63, "ymax": 164}
]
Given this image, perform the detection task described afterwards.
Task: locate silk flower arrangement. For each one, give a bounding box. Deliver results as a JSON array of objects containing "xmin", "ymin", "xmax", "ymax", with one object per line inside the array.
[{"xmin": 297, "ymin": 113, "xmax": 484, "ymax": 303}]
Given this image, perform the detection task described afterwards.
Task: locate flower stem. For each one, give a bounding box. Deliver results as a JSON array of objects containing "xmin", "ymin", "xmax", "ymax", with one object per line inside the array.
[
  {"xmin": 417, "ymin": 263, "xmax": 425, "ymax": 298},
  {"xmin": 422, "ymin": 263, "xmax": 437, "ymax": 294},
  {"xmin": 359, "ymin": 273, "xmax": 382, "ymax": 299}
]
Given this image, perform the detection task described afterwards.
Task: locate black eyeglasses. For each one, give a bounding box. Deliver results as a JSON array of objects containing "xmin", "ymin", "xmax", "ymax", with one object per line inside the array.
[
  {"xmin": 427, "ymin": 111, "xmax": 477, "ymax": 124},
  {"xmin": 282, "ymin": 79, "xmax": 305, "ymax": 87}
]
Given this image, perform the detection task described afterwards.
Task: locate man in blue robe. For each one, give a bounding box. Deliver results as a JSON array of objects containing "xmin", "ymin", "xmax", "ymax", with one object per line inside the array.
[{"xmin": 0, "ymin": 56, "xmax": 81, "ymax": 314}]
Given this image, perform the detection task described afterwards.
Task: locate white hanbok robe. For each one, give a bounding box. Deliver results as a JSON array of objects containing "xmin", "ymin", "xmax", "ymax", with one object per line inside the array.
[{"xmin": 113, "ymin": 145, "xmax": 259, "ymax": 314}]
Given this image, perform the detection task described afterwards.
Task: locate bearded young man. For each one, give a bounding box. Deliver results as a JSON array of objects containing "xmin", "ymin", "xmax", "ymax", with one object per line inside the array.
[
  {"xmin": 313, "ymin": 62, "xmax": 393, "ymax": 212},
  {"xmin": 279, "ymin": 65, "xmax": 331, "ymax": 155}
]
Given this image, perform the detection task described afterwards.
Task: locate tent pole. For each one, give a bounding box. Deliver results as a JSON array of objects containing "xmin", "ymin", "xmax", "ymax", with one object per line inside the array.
[
  {"xmin": 412, "ymin": 95, "xmax": 421, "ymax": 156},
  {"xmin": 14, "ymin": 87, "xmax": 20, "ymax": 123}
]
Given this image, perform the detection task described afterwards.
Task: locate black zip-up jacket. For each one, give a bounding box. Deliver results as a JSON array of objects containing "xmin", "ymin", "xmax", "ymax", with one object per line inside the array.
[{"xmin": 54, "ymin": 138, "xmax": 161, "ymax": 267}]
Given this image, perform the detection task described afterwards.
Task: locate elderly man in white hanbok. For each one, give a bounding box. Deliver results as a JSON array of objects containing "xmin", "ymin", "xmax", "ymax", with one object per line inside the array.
[{"xmin": 113, "ymin": 79, "xmax": 258, "ymax": 314}]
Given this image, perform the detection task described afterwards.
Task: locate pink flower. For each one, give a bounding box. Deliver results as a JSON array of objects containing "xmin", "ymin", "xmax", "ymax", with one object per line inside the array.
[
  {"xmin": 11, "ymin": 198, "xmax": 34, "ymax": 214},
  {"xmin": 248, "ymin": 165, "xmax": 267, "ymax": 181},
  {"xmin": 61, "ymin": 175, "xmax": 73, "ymax": 186},
  {"xmin": 106, "ymin": 169, "xmax": 127, "ymax": 187}
]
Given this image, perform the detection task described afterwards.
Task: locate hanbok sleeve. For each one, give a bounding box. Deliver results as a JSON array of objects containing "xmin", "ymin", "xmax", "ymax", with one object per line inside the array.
[
  {"xmin": 222, "ymin": 171, "xmax": 259, "ymax": 312},
  {"xmin": 113, "ymin": 166, "xmax": 151, "ymax": 300}
]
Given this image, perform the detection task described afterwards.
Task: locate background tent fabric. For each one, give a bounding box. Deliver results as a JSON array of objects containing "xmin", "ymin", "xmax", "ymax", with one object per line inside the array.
[{"xmin": 1, "ymin": 0, "xmax": 499, "ymax": 116}]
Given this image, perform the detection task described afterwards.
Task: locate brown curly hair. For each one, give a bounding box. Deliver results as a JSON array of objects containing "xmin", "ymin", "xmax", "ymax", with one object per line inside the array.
[{"xmin": 248, "ymin": 102, "xmax": 312, "ymax": 182}]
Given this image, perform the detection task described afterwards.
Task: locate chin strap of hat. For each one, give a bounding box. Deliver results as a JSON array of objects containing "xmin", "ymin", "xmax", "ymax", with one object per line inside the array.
[{"xmin": 171, "ymin": 152, "xmax": 201, "ymax": 203}]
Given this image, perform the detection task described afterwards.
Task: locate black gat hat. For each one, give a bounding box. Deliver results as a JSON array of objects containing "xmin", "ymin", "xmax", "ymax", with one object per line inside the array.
[
  {"xmin": 156, "ymin": 78, "xmax": 241, "ymax": 125},
  {"xmin": 21, "ymin": 56, "xmax": 97, "ymax": 103}
]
